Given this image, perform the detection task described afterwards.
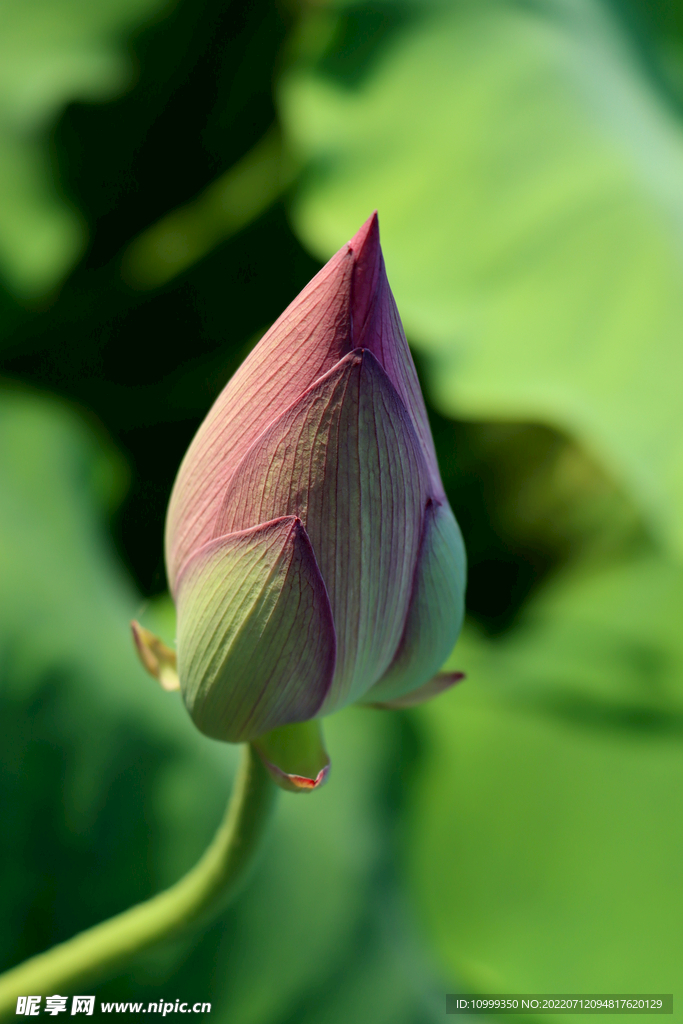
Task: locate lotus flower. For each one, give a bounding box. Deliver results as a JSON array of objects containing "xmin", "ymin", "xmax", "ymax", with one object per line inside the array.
[{"xmin": 134, "ymin": 214, "xmax": 466, "ymax": 790}]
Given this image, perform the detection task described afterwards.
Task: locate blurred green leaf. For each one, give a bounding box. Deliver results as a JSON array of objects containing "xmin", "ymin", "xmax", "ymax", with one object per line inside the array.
[
  {"xmin": 0, "ymin": 387, "xmax": 234, "ymax": 965},
  {"xmin": 0, "ymin": 0, "xmax": 173, "ymax": 296},
  {"xmin": 404, "ymin": 551, "xmax": 683, "ymax": 1002},
  {"xmin": 281, "ymin": 0, "xmax": 683, "ymax": 556}
]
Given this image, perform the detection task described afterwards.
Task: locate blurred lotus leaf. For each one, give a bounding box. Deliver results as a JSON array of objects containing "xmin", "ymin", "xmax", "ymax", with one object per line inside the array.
[
  {"xmin": 0, "ymin": 0, "xmax": 173, "ymax": 296},
  {"xmin": 405, "ymin": 551, "xmax": 683, "ymax": 995},
  {"xmin": 281, "ymin": 0, "xmax": 683, "ymax": 557}
]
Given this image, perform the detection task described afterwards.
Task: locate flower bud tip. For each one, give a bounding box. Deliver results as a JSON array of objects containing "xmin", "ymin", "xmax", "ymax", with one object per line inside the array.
[{"xmin": 348, "ymin": 211, "xmax": 381, "ymax": 337}]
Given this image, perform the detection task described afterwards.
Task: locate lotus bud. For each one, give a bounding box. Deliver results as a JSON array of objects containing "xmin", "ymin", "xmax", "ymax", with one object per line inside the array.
[{"xmin": 135, "ymin": 213, "xmax": 466, "ymax": 790}]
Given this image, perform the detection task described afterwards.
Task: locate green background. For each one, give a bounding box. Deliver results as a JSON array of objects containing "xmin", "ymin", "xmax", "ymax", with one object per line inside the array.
[{"xmin": 1, "ymin": 0, "xmax": 681, "ymax": 1019}]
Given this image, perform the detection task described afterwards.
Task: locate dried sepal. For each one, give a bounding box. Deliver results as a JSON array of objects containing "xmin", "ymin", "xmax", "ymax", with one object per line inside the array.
[
  {"xmin": 366, "ymin": 672, "xmax": 465, "ymax": 710},
  {"xmin": 131, "ymin": 620, "xmax": 180, "ymax": 692},
  {"xmin": 252, "ymin": 720, "xmax": 330, "ymax": 792}
]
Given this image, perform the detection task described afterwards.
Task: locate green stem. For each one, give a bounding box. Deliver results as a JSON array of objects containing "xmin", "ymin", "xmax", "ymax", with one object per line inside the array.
[{"xmin": 0, "ymin": 744, "xmax": 276, "ymax": 1018}]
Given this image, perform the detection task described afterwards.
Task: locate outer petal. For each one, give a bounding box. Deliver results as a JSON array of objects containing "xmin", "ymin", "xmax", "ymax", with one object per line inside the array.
[
  {"xmin": 176, "ymin": 516, "xmax": 335, "ymax": 742},
  {"xmin": 361, "ymin": 499, "xmax": 466, "ymax": 705},
  {"xmin": 214, "ymin": 349, "xmax": 429, "ymax": 711},
  {"xmin": 165, "ymin": 243, "xmax": 356, "ymax": 593}
]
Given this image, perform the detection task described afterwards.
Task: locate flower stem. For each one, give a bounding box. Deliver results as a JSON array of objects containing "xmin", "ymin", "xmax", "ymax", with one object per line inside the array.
[{"xmin": 0, "ymin": 744, "xmax": 276, "ymax": 1018}]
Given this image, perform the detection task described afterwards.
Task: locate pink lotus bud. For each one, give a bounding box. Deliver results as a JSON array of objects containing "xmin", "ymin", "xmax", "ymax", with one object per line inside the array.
[{"xmin": 156, "ymin": 214, "xmax": 465, "ymax": 788}]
